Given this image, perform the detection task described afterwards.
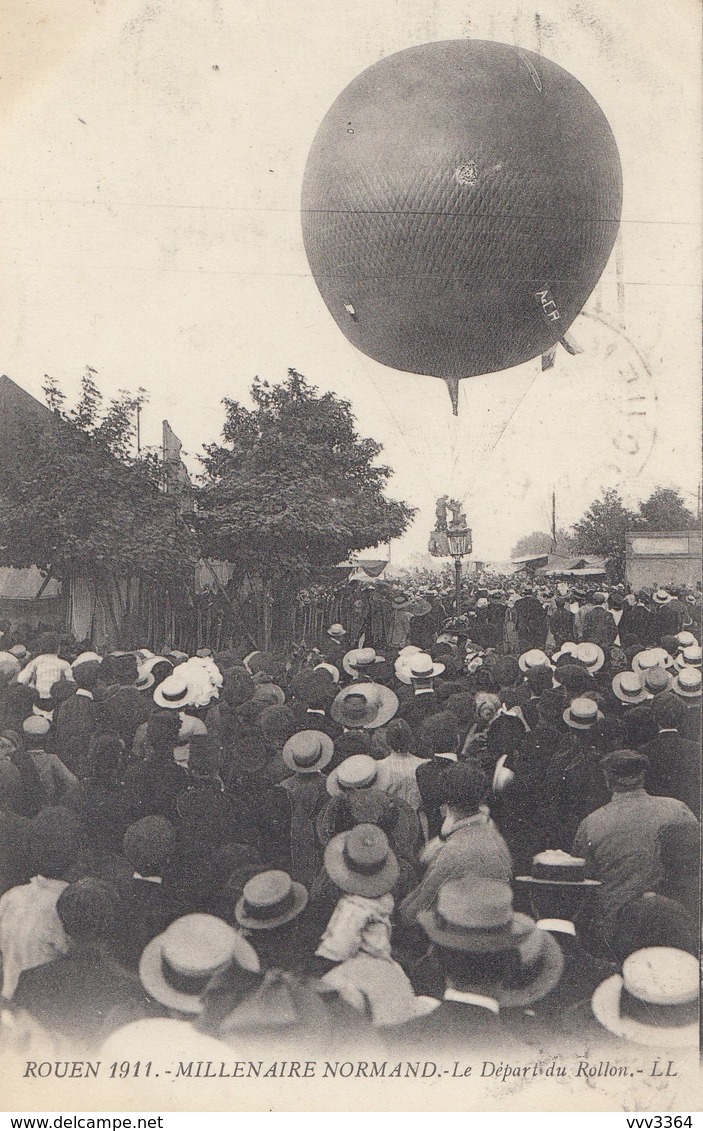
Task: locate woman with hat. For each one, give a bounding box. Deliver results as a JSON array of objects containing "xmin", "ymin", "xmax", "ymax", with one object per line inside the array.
[{"xmin": 316, "ymin": 825, "xmax": 433, "ymax": 1027}]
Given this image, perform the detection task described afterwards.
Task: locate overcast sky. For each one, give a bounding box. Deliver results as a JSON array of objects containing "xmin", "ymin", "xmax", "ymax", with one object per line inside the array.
[{"xmin": 0, "ymin": 0, "xmax": 700, "ymax": 562}]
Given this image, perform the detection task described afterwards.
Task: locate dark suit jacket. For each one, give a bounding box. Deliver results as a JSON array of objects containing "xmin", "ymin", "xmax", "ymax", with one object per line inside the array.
[
  {"xmin": 581, "ymin": 606, "xmax": 616, "ymax": 650},
  {"xmin": 642, "ymin": 731, "xmax": 700, "ymax": 816},
  {"xmin": 619, "ymin": 604, "xmax": 653, "ymax": 648},
  {"xmin": 112, "ymin": 876, "xmax": 183, "ymax": 970},
  {"xmin": 514, "ymin": 597, "xmax": 548, "ymax": 648},
  {"xmin": 54, "ymin": 692, "xmax": 101, "ymax": 776},
  {"xmin": 415, "ymin": 756, "xmax": 453, "ymax": 838},
  {"xmin": 12, "ymin": 945, "xmax": 154, "ymax": 1049},
  {"xmin": 398, "ymin": 691, "xmax": 440, "ymax": 735}
]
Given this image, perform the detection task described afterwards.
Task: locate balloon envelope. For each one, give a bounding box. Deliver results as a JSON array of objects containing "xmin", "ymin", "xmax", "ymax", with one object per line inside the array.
[{"xmin": 301, "ymin": 40, "xmax": 622, "ymax": 407}]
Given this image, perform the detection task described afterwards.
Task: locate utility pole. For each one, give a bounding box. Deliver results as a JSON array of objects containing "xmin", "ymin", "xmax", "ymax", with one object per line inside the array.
[
  {"xmin": 136, "ymin": 402, "xmax": 142, "ymax": 455},
  {"xmin": 551, "ymin": 489, "xmax": 557, "ymax": 551}
]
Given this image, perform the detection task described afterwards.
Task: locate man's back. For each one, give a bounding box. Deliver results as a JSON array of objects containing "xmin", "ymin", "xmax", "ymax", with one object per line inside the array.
[
  {"xmin": 643, "ymin": 731, "xmax": 700, "ymax": 816},
  {"xmin": 573, "ymin": 789, "xmax": 697, "ymax": 928}
]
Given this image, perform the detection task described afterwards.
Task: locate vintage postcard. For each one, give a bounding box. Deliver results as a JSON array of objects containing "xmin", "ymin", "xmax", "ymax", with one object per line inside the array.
[{"xmin": 0, "ymin": 0, "xmax": 700, "ymax": 1116}]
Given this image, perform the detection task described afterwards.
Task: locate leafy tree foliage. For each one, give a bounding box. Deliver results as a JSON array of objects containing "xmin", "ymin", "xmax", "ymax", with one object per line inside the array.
[
  {"xmin": 0, "ymin": 370, "xmax": 194, "ymax": 588},
  {"xmin": 633, "ymin": 486, "xmax": 698, "ymax": 532},
  {"xmin": 196, "ymin": 369, "xmax": 415, "ymax": 598},
  {"xmin": 511, "ymin": 528, "xmax": 578, "ymax": 559},
  {"xmin": 572, "ymin": 489, "xmax": 637, "ymax": 575}
]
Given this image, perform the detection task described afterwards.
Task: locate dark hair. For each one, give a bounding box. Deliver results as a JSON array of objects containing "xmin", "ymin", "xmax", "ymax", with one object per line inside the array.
[
  {"xmin": 37, "ymin": 633, "xmax": 59, "ymax": 655},
  {"xmin": 146, "ymin": 710, "xmax": 182, "ymax": 757},
  {"xmin": 92, "ymin": 733, "xmax": 125, "ymax": 787},
  {"xmin": 622, "ymin": 706, "xmax": 657, "ymax": 749},
  {"xmin": 525, "ymin": 665, "xmax": 553, "ymax": 695},
  {"xmin": 440, "ymin": 762, "xmax": 487, "ymax": 812},
  {"xmin": 385, "ymin": 718, "xmax": 415, "ymax": 754},
  {"xmin": 651, "ymin": 692, "xmax": 685, "ymax": 730},
  {"xmin": 492, "ymin": 656, "xmax": 521, "ymax": 688},
  {"xmin": 418, "ymin": 712, "xmax": 459, "ymax": 758},
  {"xmin": 436, "ymin": 945, "xmax": 519, "ymax": 989}
]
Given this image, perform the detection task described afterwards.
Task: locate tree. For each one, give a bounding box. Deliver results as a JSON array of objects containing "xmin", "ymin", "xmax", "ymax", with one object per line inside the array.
[
  {"xmin": 511, "ymin": 528, "xmax": 578, "ymax": 559},
  {"xmin": 0, "ymin": 372, "xmax": 195, "ymax": 594},
  {"xmin": 196, "ymin": 369, "xmax": 416, "ymax": 647},
  {"xmin": 634, "ymin": 486, "xmax": 698, "ymax": 532},
  {"xmin": 572, "ymin": 488, "xmax": 638, "ymax": 578}
]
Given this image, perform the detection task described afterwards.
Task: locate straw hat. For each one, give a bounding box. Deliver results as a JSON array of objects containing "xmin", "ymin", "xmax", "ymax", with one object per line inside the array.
[
  {"xmin": 632, "ymin": 647, "xmax": 675, "ymax": 676},
  {"xmin": 551, "ymin": 642, "xmax": 579, "ymax": 663},
  {"xmin": 393, "ymin": 645, "xmax": 422, "ymax": 684},
  {"xmin": 282, "ymin": 729, "xmax": 333, "ymax": 774},
  {"xmin": 327, "ymin": 624, "xmax": 347, "ymax": 639},
  {"xmin": 671, "ymin": 667, "xmax": 702, "ymax": 699},
  {"xmin": 652, "ymin": 589, "xmax": 671, "ymax": 605},
  {"xmin": 135, "ymin": 655, "xmax": 172, "ymax": 691},
  {"xmin": 418, "ymin": 877, "xmax": 534, "ymax": 952},
  {"xmin": 574, "ymin": 642, "xmax": 605, "ymax": 673},
  {"xmin": 516, "ymin": 850, "xmax": 601, "ymax": 887},
  {"xmin": 324, "ymin": 824, "xmax": 399, "ymax": 898},
  {"xmin": 591, "ymin": 947, "xmax": 699, "ymax": 1047},
  {"xmin": 342, "ymin": 647, "xmax": 385, "ymax": 678},
  {"xmin": 611, "ymin": 670, "xmax": 649, "ymax": 705},
  {"xmin": 139, "ymin": 913, "xmax": 259, "ymax": 1014},
  {"xmin": 331, "ymin": 683, "xmax": 398, "ymax": 729},
  {"xmin": 313, "ymin": 661, "xmax": 340, "ymax": 684},
  {"xmin": 406, "ymin": 652, "xmax": 445, "ymax": 681},
  {"xmin": 234, "ymin": 870, "xmax": 308, "ymax": 931},
  {"xmin": 326, "ymin": 754, "xmax": 379, "ymax": 796},
  {"xmin": 563, "ymin": 697, "xmax": 604, "ymax": 729},
  {"xmin": 518, "ymin": 649, "xmax": 552, "ymax": 673},
  {"xmin": 675, "ymin": 631, "xmax": 697, "ymax": 649},
  {"xmin": 675, "ymin": 645, "xmax": 702, "ymax": 670}
]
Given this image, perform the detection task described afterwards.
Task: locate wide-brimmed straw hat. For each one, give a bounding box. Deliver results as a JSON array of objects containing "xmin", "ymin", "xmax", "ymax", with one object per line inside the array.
[
  {"xmin": 139, "ymin": 913, "xmax": 259, "ymax": 1014},
  {"xmin": 234, "ymin": 869, "xmax": 308, "ymax": 931},
  {"xmin": 327, "ymin": 624, "xmax": 347, "ymax": 639},
  {"xmin": 324, "ymin": 824, "xmax": 399, "ymax": 898},
  {"xmin": 563, "ymin": 697, "xmax": 604, "ymax": 729},
  {"xmin": 516, "ymin": 850, "xmax": 601, "ymax": 887},
  {"xmin": 591, "ymin": 947, "xmax": 699, "ymax": 1047},
  {"xmin": 611, "ymin": 670, "xmax": 649, "ymax": 705},
  {"xmin": 282, "ymin": 730, "xmax": 333, "ymax": 774},
  {"xmin": 574, "ymin": 642, "xmax": 605, "ymax": 673},
  {"xmin": 331, "ymin": 683, "xmax": 398, "ymax": 729},
  {"xmin": 676, "ymin": 645, "xmax": 702, "ymax": 670},
  {"xmin": 393, "ymin": 646, "xmax": 422, "ymax": 684},
  {"xmin": 418, "ymin": 877, "xmax": 534, "ymax": 952},
  {"xmin": 406, "ymin": 652, "xmax": 445, "ymax": 681},
  {"xmin": 632, "ymin": 647, "xmax": 675, "ymax": 676},
  {"xmin": 153, "ymin": 668, "xmax": 191, "ymax": 709},
  {"xmin": 518, "ymin": 649, "xmax": 552, "ymax": 673},
  {"xmin": 670, "ymin": 667, "xmax": 702, "ymax": 699},
  {"xmin": 652, "ymin": 589, "xmax": 671, "ymax": 605},
  {"xmin": 342, "ymin": 647, "xmax": 385, "ymax": 678},
  {"xmin": 551, "ymin": 642, "xmax": 579, "ymax": 663},
  {"xmin": 135, "ymin": 655, "xmax": 172, "ymax": 691},
  {"xmin": 314, "ymin": 661, "xmax": 340, "ymax": 684},
  {"xmin": 326, "ymin": 754, "xmax": 379, "ymax": 796}
]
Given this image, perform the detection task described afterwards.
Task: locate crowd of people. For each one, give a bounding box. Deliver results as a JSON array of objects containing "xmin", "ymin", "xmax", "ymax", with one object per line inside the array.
[{"xmin": 0, "ymin": 576, "xmax": 699, "ymax": 1062}]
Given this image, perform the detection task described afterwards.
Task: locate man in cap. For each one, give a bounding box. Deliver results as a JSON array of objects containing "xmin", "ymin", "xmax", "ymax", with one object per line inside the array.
[
  {"xmin": 572, "ymin": 749, "xmax": 699, "ymax": 938},
  {"xmin": 113, "ymin": 816, "xmax": 182, "ymax": 970},
  {"xmin": 414, "ymin": 712, "xmax": 461, "ymax": 839},
  {"xmin": 401, "ymin": 763, "xmax": 512, "ymax": 925},
  {"xmin": 545, "ymin": 698, "xmax": 609, "ymax": 851}
]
